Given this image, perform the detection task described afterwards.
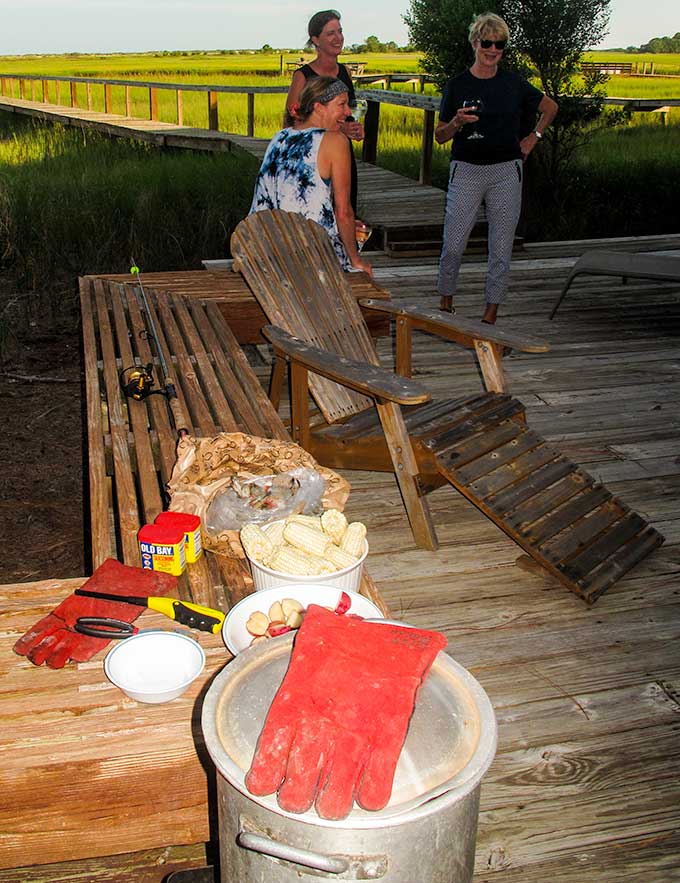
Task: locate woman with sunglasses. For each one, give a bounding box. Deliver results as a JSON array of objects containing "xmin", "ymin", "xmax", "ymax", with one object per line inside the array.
[{"xmin": 436, "ymin": 12, "xmax": 558, "ymax": 323}]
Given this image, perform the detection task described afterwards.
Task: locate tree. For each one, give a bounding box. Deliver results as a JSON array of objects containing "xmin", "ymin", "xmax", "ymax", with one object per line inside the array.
[
  {"xmin": 500, "ymin": 0, "xmax": 610, "ymax": 98},
  {"xmin": 403, "ymin": 0, "xmax": 486, "ymax": 88}
]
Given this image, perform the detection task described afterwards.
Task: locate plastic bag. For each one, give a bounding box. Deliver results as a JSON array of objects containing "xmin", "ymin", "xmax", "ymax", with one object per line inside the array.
[
  {"xmin": 205, "ymin": 467, "xmax": 326, "ymax": 534},
  {"xmin": 165, "ymin": 432, "xmax": 350, "ymax": 557}
]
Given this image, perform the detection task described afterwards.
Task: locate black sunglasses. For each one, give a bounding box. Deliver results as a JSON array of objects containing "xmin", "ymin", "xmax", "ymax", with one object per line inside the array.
[{"xmin": 479, "ymin": 39, "xmax": 507, "ymax": 49}]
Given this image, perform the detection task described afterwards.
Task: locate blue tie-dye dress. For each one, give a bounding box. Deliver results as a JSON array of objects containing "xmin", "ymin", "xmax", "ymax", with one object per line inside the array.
[{"xmin": 249, "ymin": 127, "xmax": 350, "ymax": 270}]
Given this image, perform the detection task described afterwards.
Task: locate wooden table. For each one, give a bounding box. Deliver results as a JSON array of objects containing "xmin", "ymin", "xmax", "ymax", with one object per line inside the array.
[{"xmin": 1, "ymin": 577, "xmax": 225, "ymax": 876}]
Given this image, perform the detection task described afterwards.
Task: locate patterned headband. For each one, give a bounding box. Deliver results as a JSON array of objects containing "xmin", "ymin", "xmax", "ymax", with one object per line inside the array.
[{"xmin": 318, "ymin": 79, "xmax": 349, "ymax": 104}]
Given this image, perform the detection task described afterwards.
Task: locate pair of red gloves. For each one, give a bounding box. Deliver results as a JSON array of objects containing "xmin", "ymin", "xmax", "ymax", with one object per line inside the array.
[
  {"xmin": 246, "ymin": 605, "xmax": 447, "ymax": 820},
  {"xmin": 13, "ymin": 558, "xmax": 177, "ymax": 668}
]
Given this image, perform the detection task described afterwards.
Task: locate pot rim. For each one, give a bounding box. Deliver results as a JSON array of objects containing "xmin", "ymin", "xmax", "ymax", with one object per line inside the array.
[{"xmin": 201, "ymin": 634, "xmax": 497, "ymax": 829}]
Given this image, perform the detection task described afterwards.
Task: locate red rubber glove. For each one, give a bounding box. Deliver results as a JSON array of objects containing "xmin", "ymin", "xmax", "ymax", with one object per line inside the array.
[
  {"xmin": 245, "ymin": 605, "xmax": 447, "ymax": 820},
  {"xmin": 13, "ymin": 558, "xmax": 177, "ymax": 669}
]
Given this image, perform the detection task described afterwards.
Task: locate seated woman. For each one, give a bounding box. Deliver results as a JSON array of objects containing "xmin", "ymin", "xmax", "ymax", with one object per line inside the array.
[{"xmin": 249, "ymin": 76, "xmax": 371, "ymax": 276}]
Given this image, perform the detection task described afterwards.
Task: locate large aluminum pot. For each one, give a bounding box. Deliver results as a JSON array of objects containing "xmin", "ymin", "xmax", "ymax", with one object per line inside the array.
[{"xmin": 202, "ymin": 632, "xmax": 497, "ymax": 883}]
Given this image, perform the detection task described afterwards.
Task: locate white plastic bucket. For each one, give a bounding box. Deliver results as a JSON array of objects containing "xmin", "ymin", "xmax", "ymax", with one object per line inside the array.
[{"xmin": 246, "ymin": 520, "xmax": 368, "ymax": 592}]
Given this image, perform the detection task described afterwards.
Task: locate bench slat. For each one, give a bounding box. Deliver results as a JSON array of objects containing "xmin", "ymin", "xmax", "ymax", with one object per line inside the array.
[
  {"xmin": 79, "ymin": 279, "xmax": 112, "ymax": 568},
  {"xmin": 94, "ymin": 279, "xmax": 141, "ymax": 566}
]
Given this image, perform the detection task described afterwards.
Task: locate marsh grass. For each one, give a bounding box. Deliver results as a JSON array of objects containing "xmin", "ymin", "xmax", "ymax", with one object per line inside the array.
[{"xmin": 0, "ymin": 113, "xmax": 258, "ymax": 331}]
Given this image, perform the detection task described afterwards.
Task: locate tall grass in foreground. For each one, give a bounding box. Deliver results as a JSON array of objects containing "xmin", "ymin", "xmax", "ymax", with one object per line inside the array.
[{"xmin": 0, "ymin": 113, "xmax": 258, "ymax": 333}]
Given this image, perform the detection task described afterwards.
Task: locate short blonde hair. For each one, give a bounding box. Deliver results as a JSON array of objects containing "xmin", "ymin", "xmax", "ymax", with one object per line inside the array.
[{"xmin": 469, "ymin": 12, "xmax": 510, "ymax": 46}]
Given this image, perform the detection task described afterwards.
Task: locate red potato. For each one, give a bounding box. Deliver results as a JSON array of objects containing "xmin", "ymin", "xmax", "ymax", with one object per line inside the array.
[
  {"xmin": 269, "ymin": 601, "xmax": 285, "ymax": 623},
  {"xmin": 334, "ymin": 592, "xmax": 352, "ymax": 615},
  {"xmin": 281, "ymin": 598, "xmax": 304, "ymax": 618},
  {"xmin": 285, "ymin": 610, "xmax": 303, "ymax": 629},
  {"xmin": 246, "ymin": 611, "xmax": 270, "ymax": 637},
  {"xmin": 267, "ymin": 622, "xmax": 293, "ymax": 638}
]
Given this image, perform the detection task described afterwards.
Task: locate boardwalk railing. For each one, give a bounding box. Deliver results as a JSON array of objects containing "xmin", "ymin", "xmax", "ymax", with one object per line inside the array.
[
  {"xmin": 1, "ymin": 73, "xmax": 678, "ymax": 186},
  {"xmin": 0, "ymin": 73, "xmax": 288, "ymax": 137}
]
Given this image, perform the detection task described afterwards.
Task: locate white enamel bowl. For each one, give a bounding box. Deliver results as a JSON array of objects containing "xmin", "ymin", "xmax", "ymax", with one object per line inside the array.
[{"xmin": 104, "ymin": 629, "xmax": 206, "ymax": 703}]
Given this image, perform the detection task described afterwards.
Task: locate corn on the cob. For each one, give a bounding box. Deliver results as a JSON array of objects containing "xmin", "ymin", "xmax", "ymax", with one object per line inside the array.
[
  {"xmin": 321, "ymin": 509, "xmax": 348, "ymax": 544},
  {"xmin": 325, "ymin": 544, "xmax": 358, "ymax": 570},
  {"xmin": 240, "ymin": 523, "xmax": 275, "ymax": 564},
  {"xmin": 264, "ymin": 519, "xmax": 286, "ymax": 547},
  {"xmin": 269, "ymin": 546, "xmax": 334, "ymax": 576},
  {"xmin": 288, "ymin": 514, "xmax": 323, "ymax": 530},
  {"xmin": 339, "ymin": 521, "xmax": 367, "ymax": 558},
  {"xmin": 283, "ymin": 521, "xmax": 331, "ymax": 557}
]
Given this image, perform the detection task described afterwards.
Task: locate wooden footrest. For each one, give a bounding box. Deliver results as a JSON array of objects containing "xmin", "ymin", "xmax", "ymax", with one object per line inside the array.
[{"xmin": 430, "ymin": 395, "xmax": 664, "ymax": 603}]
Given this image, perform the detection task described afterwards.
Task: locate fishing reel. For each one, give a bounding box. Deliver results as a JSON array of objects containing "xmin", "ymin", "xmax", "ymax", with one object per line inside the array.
[{"xmin": 119, "ymin": 364, "xmax": 166, "ymax": 401}]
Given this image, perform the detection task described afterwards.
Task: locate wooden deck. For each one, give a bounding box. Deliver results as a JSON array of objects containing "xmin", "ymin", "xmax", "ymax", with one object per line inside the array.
[{"xmin": 2, "ymin": 226, "xmax": 679, "ymax": 880}]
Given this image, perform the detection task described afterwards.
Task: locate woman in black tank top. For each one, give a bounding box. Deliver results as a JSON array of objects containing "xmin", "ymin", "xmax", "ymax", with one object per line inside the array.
[{"xmin": 285, "ymin": 10, "xmax": 362, "ymax": 214}]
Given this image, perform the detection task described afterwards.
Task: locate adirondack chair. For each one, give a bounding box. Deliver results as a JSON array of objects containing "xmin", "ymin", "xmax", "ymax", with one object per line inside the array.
[{"xmin": 231, "ymin": 210, "xmax": 664, "ymax": 603}]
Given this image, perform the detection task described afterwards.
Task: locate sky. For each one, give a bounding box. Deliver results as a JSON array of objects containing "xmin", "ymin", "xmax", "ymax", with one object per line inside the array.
[{"xmin": 0, "ymin": 0, "xmax": 677, "ymax": 56}]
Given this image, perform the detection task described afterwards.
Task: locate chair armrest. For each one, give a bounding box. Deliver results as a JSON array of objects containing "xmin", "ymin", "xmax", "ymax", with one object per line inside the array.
[
  {"xmin": 359, "ymin": 299, "xmax": 550, "ymax": 353},
  {"xmin": 263, "ymin": 325, "xmax": 431, "ymax": 406}
]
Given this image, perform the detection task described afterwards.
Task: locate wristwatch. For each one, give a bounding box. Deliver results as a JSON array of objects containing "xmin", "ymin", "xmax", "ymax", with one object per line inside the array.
[{"xmin": 533, "ymin": 130, "xmax": 543, "ymax": 139}]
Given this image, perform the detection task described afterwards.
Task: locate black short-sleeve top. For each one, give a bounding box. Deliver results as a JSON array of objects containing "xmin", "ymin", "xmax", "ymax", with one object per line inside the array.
[
  {"xmin": 439, "ymin": 69, "xmax": 543, "ymax": 164},
  {"xmin": 299, "ymin": 63, "xmax": 356, "ymax": 103}
]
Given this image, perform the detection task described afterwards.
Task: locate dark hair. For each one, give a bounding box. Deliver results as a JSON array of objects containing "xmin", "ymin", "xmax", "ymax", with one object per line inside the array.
[
  {"xmin": 306, "ymin": 9, "xmax": 341, "ymax": 48},
  {"xmin": 295, "ymin": 76, "xmax": 348, "ymax": 121}
]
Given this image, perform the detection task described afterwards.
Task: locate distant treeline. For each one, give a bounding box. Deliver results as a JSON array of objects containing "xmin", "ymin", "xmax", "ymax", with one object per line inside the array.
[{"xmin": 617, "ymin": 32, "xmax": 680, "ymax": 54}]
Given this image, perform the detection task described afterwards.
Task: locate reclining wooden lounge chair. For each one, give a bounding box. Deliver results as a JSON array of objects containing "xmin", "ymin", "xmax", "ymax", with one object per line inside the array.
[{"xmin": 231, "ymin": 210, "xmax": 664, "ymax": 603}]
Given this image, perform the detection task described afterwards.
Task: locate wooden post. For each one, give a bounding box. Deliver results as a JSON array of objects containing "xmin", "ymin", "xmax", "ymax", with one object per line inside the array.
[
  {"xmin": 42, "ymin": 79, "xmax": 49, "ymax": 102},
  {"xmin": 149, "ymin": 87, "xmax": 158, "ymax": 121},
  {"xmin": 247, "ymin": 92, "xmax": 255, "ymax": 137},
  {"xmin": 55, "ymin": 80, "xmax": 61, "ymax": 105},
  {"xmin": 208, "ymin": 90, "xmax": 218, "ymax": 130},
  {"xmin": 176, "ymin": 90, "xmax": 183, "ymax": 125},
  {"xmin": 104, "ymin": 83, "xmax": 112, "ymax": 114},
  {"xmin": 125, "ymin": 85, "xmax": 131, "ymax": 116},
  {"xmin": 19, "ymin": 79, "xmax": 26, "ymax": 99},
  {"xmin": 70, "ymin": 81, "xmax": 78, "ymax": 108},
  {"xmin": 419, "ymin": 108, "xmax": 435, "ymax": 185},
  {"xmin": 420, "ymin": 74, "xmax": 426, "ymax": 94},
  {"xmin": 279, "ymin": 54, "xmax": 284, "ymax": 75},
  {"xmin": 86, "ymin": 82, "xmax": 92, "ymax": 110},
  {"xmin": 361, "ymin": 99, "xmax": 380, "ymax": 164},
  {"xmin": 0, "ymin": 77, "xmax": 7, "ymax": 97}
]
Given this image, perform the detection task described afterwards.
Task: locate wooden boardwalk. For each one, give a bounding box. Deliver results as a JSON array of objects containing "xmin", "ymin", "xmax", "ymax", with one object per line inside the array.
[{"xmin": 0, "ymin": 94, "xmax": 446, "ymax": 252}]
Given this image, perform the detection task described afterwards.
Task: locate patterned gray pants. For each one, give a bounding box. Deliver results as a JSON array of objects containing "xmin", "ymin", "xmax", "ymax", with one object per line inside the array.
[{"xmin": 437, "ymin": 159, "xmax": 523, "ymax": 305}]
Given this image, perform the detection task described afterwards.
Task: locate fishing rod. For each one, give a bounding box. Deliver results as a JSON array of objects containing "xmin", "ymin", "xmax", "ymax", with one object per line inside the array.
[{"xmin": 119, "ymin": 260, "xmax": 189, "ymax": 438}]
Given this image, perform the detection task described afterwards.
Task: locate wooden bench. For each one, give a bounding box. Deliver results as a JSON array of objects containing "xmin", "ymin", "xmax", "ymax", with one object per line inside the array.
[
  {"xmin": 549, "ymin": 250, "xmax": 680, "ymax": 318},
  {"xmin": 79, "ymin": 272, "xmax": 389, "ymax": 607}
]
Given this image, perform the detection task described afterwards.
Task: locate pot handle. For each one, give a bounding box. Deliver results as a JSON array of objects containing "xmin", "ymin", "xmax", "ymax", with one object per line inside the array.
[{"xmin": 237, "ymin": 831, "xmax": 350, "ymax": 874}]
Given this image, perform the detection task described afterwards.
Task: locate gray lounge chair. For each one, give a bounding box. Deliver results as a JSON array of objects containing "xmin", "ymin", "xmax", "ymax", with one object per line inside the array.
[{"xmin": 549, "ymin": 250, "xmax": 680, "ymax": 319}]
